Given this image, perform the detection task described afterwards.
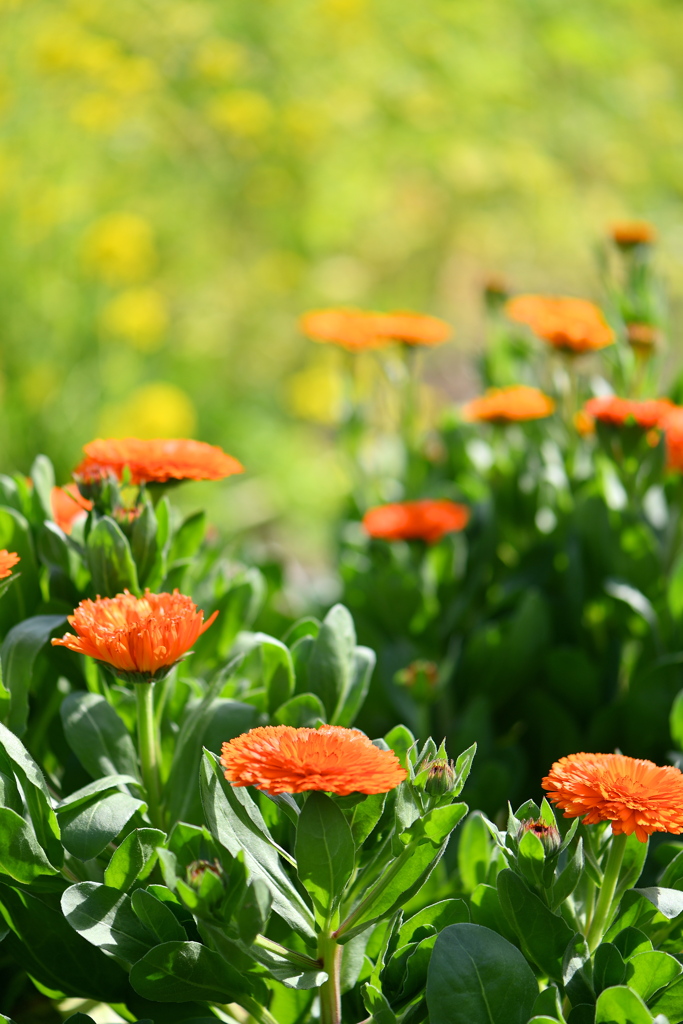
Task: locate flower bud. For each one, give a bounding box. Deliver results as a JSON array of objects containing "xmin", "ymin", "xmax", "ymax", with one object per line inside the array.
[
  {"xmin": 395, "ymin": 661, "xmax": 440, "ymax": 704},
  {"xmin": 423, "ymin": 758, "xmax": 457, "ymax": 797},
  {"xmin": 186, "ymin": 859, "xmax": 223, "ymax": 889},
  {"xmin": 517, "ymin": 818, "xmax": 561, "ymax": 855}
]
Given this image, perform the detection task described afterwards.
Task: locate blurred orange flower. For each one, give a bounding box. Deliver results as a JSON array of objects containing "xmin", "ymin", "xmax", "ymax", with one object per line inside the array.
[
  {"xmin": 583, "ymin": 396, "xmax": 675, "ymax": 431},
  {"xmin": 73, "ymin": 438, "xmax": 243, "ymax": 485},
  {"xmin": 463, "ymin": 385, "xmax": 555, "ymax": 423},
  {"xmin": 543, "ymin": 751, "xmax": 683, "ymax": 843},
  {"xmin": 51, "ymin": 485, "xmax": 93, "ymax": 534},
  {"xmin": 0, "ymin": 550, "xmax": 20, "ymax": 579},
  {"xmin": 300, "ymin": 308, "xmax": 452, "ymax": 351},
  {"xmin": 627, "ymin": 322, "xmax": 659, "ymax": 350},
  {"xmin": 662, "ymin": 408, "xmax": 683, "ymax": 472},
  {"xmin": 221, "ymin": 724, "xmax": 407, "ymax": 795},
  {"xmin": 363, "ymin": 499, "xmax": 469, "ymax": 544},
  {"xmin": 506, "ymin": 295, "xmax": 615, "ymax": 354},
  {"xmin": 610, "ymin": 221, "xmax": 657, "ymax": 247},
  {"xmin": 51, "ymin": 589, "xmax": 218, "ymax": 683}
]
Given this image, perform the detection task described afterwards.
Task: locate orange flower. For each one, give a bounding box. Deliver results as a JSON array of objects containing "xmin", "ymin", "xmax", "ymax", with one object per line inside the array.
[
  {"xmin": 0, "ymin": 550, "xmax": 20, "ymax": 579},
  {"xmin": 462, "ymin": 385, "xmax": 555, "ymax": 424},
  {"xmin": 506, "ymin": 295, "xmax": 615, "ymax": 354},
  {"xmin": 627, "ymin": 322, "xmax": 659, "ymax": 350},
  {"xmin": 73, "ymin": 438, "xmax": 243, "ymax": 486},
  {"xmin": 610, "ymin": 221, "xmax": 657, "ymax": 247},
  {"xmin": 51, "ymin": 485, "xmax": 93, "ymax": 534},
  {"xmin": 221, "ymin": 724, "xmax": 407, "ymax": 795},
  {"xmin": 583, "ymin": 396, "xmax": 675, "ymax": 431},
  {"xmin": 542, "ymin": 751, "xmax": 683, "ymax": 843},
  {"xmin": 363, "ymin": 499, "xmax": 469, "ymax": 544},
  {"xmin": 51, "ymin": 589, "xmax": 218, "ymax": 683},
  {"xmin": 300, "ymin": 308, "xmax": 452, "ymax": 351},
  {"xmin": 574, "ymin": 410, "xmax": 595, "ymax": 437},
  {"xmin": 663, "ymin": 408, "xmax": 683, "ymax": 472}
]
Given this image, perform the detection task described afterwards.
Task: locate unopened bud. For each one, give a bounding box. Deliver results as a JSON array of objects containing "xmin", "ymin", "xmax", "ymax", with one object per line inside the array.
[
  {"xmin": 186, "ymin": 859, "xmax": 223, "ymax": 890},
  {"xmin": 395, "ymin": 661, "xmax": 440, "ymax": 704},
  {"xmin": 423, "ymin": 758, "xmax": 457, "ymax": 796},
  {"xmin": 517, "ymin": 818, "xmax": 561, "ymax": 855}
]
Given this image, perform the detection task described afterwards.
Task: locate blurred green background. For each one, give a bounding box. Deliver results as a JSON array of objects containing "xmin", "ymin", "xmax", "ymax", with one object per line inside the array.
[{"xmin": 1, "ymin": 0, "xmax": 682, "ymax": 564}]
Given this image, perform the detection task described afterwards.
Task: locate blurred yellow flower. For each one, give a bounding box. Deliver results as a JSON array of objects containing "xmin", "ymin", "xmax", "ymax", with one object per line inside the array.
[
  {"xmin": 98, "ymin": 382, "xmax": 197, "ymax": 439},
  {"xmin": 285, "ymin": 363, "xmax": 344, "ymax": 425},
  {"xmin": 193, "ymin": 38, "xmax": 246, "ymax": 80},
  {"xmin": 100, "ymin": 288, "xmax": 168, "ymax": 351},
  {"xmin": 206, "ymin": 90, "xmax": 273, "ymax": 138},
  {"xmin": 71, "ymin": 93, "xmax": 126, "ymax": 132},
  {"xmin": 82, "ymin": 213, "xmax": 156, "ymax": 284}
]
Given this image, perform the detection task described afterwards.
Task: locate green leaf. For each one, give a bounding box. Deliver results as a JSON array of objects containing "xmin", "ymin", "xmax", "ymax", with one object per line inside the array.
[
  {"xmin": 426, "ymin": 923, "xmax": 538, "ymax": 1024},
  {"xmin": 62, "ymin": 882, "xmax": 156, "ymax": 966},
  {"xmin": 334, "ymin": 646, "xmax": 375, "ymax": 727},
  {"xmin": 30, "ymin": 454, "xmax": 55, "ymax": 519},
  {"xmin": 452, "ymin": 743, "xmax": 477, "ymax": 797},
  {"xmin": 87, "ymin": 516, "xmax": 140, "ymax": 597},
  {"xmin": 308, "ymin": 604, "xmax": 356, "ymax": 719},
  {"xmin": 458, "ymin": 812, "xmax": 493, "ymax": 893},
  {"xmin": 595, "ymin": 985, "xmax": 653, "ymax": 1024},
  {"xmin": 273, "ymin": 692, "xmax": 327, "ymax": 728},
  {"xmin": 0, "ymin": 807, "xmax": 59, "ymax": 881},
  {"xmin": 497, "ymin": 869, "xmax": 574, "ymax": 981},
  {"xmin": 61, "ymin": 691, "xmax": 140, "ymax": 780},
  {"xmin": 0, "ymin": 723, "xmax": 62, "ymax": 869},
  {"xmin": 551, "ymin": 838, "xmax": 584, "ymax": 909},
  {"xmin": 104, "ymin": 828, "xmax": 166, "ymax": 891},
  {"xmin": 649, "ymin": 973, "xmax": 683, "ymax": 1019},
  {"xmin": 348, "ymin": 792, "xmax": 386, "ymax": 848},
  {"xmin": 397, "ymin": 900, "xmax": 469, "ymax": 948},
  {"xmin": 517, "ymin": 829, "xmax": 546, "ymax": 888},
  {"xmin": 130, "ymin": 501, "xmax": 159, "ymax": 588},
  {"xmin": 0, "ymin": 507, "xmax": 41, "ymax": 631},
  {"xmin": 469, "ymin": 884, "xmax": 518, "ymax": 945},
  {"xmin": 634, "ymin": 886, "xmax": 683, "ymax": 919},
  {"xmin": 130, "ymin": 888, "xmax": 187, "ymax": 944},
  {"xmin": 57, "ymin": 774, "xmax": 141, "ymax": 811},
  {"xmin": 593, "ymin": 943, "xmax": 626, "ymax": 994},
  {"xmin": 0, "ymin": 614, "xmax": 66, "ymax": 735},
  {"xmin": 0, "ymin": 880, "xmax": 128, "ymax": 1001},
  {"xmin": 626, "ymin": 950, "xmax": 682, "ymax": 1002},
  {"xmin": 199, "ymin": 750, "xmax": 315, "ymax": 939},
  {"xmin": 670, "ymin": 689, "xmax": 683, "ymax": 750},
  {"xmin": 242, "ymin": 633, "xmax": 295, "ymax": 715},
  {"xmin": 129, "ymin": 940, "xmax": 251, "ymax": 1003},
  {"xmin": 668, "ymin": 555, "xmax": 683, "ymax": 621},
  {"xmin": 362, "ymin": 982, "xmax": 398, "ymax": 1023},
  {"xmin": 58, "ymin": 791, "xmax": 146, "ymax": 860},
  {"xmin": 295, "ymin": 792, "xmax": 355, "ymax": 925}
]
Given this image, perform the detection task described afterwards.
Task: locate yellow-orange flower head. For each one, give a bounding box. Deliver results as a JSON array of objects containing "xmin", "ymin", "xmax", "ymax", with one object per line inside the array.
[
  {"xmin": 52, "ymin": 589, "xmax": 218, "ymax": 683},
  {"xmin": 583, "ymin": 396, "xmax": 675, "ymax": 431},
  {"xmin": 73, "ymin": 438, "xmax": 243, "ymax": 486},
  {"xmin": 300, "ymin": 308, "xmax": 452, "ymax": 351},
  {"xmin": 542, "ymin": 751, "xmax": 683, "ymax": 843},
  {"xmin": 462, "ymin": 385, "xmax": 555, "ymax": 424},
  {"xmin": 221, "ymin": 724, "xmax": 408, "ymax": 795},
  {"xmin": 0, "ymin": 550, "xmax": 20, "ymax": 579},
  {"xmin": 610, "ymin": 221, "xmax": 657, "ymax": 247},
  {"xmin": 506, "ymin": 295, "xmax": 615, "ymax": 354}
]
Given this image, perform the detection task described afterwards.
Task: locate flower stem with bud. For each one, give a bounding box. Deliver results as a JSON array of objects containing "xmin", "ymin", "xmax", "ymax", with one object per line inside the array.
[{"xmin": 135, "ymin": 682, "xmax": 163, "ymax": 831}]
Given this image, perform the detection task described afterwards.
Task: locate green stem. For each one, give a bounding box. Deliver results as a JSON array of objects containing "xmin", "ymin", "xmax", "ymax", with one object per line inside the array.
[
  {"xmin": 335, "ymin": 841, "xmax": 416, "ymax": 941},
  {"xmin": 135, "ymin": 682, "xmax": 163, "ymax": 830},
  {"xmin": 318, "ymin": 932, "xmax": 343, "ymax": 1024},
  {"xmin": 253, "ymin": 933, "xmax": 323, "ymax": 970},
  {"xmin": 585, "ymin": 832, "xmax": 627, "ymax": 951},
  {"xmin": 234, "ymin": 996, "xmax": 279, "ymax": 1024}
]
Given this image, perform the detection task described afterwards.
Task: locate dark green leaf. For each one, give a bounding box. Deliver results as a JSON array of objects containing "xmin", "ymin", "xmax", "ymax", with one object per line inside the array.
[
  {"xmin": 130, "ymin": 888, "xmax": 187, "ymax": 943},
  {"xmin": 273, "ymin": 692, "xmax": 327, "ymax": 728},
  {"xmin": 334, "ymin": 646, "xmax": 375, "ymax": 727},
  {"xmin": 0, "ymin": 507, "xmax": 41, "ymax": 631},
  {"xmin": 458, "ymin": 812, "xmax": 493, "ymax": 893},
  {"xmin": 129, "ymin": 940, "xmax": 251, "ymax": 1002},
  {"xmin": 0, "ymin": 807, "xmax": 59, "ymax": 881},
  {"xmin": 295, "ymin": 792, "xmax": 355, "ymax": 924},
  {"xmin": 0, "ymin": 723, "xmax": 62, "ymax": 868},
  {"xmin": 61, "ymin": 691, "xmax": 140, "ymax": 780},
  {"xmin": 593, "ymin": 943, "xmax": 626, "ymax": 994},
  {"xmin": 362, "ymin": 982, "xmax": 398, "ymax": 1023},
  {"xmin": 62, "ymin": 882, "xmax": 155, "ymax": 966},
  {"xmin": 308, "ymin": 604, "xmax": 356, "ymax": 719},
  {"xmin": 349, "ymin": 792, "xmax": 386, "ymax": 848},
  {"xmin": 426, "ymin": 923, "xmax": 538, "ymax": 1024},
  {"xmin": 104, "ymin": 828, "xmax": 166, "ymax": 890},
  {"xmin": 57, "ymin": 774, "xmax": 141, "ymax": 811},
  {"xmin": 244, "ymin": 634, "xmax": 294, "ymax": 715},
  {"xmin": 398, "ymin": 901, "xmax": 469, "ymax": 948},
  {"xmin": 30, "ymin": 455, "xmax": 55, "ymax": 519},
  {"xmin": 59, "ymin": 792, "xmax": 146, "ymax": 860},
  {"xmin": 130, "ymin": 502, "xmax": 159, "ymax": 588},
  {"xmin": 87, "ymin": 516, "xmax": 140, "ymax": 597},
  {"xmin": 497, "ymin": 869, "xmax": 574, "ymax": 980},
  {"xmin": 0, "ymin": 614, "xmax": 66, "ymax": 736}
]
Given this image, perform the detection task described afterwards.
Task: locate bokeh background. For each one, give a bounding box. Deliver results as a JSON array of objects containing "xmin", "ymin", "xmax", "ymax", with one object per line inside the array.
[{"xmin": 2, "ymin": 0, "xmax": 682, "ymax": 565}]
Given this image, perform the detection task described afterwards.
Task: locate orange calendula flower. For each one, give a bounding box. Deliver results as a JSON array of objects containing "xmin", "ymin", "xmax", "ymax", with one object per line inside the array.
[
  {"xmin": 0, "ymin": 550, "xmax": 20, "ymax": 579},
  {"xmin": 73, "ymin": 438, "xmax": 243, "ymax": 486},
  {"xmin": 51, "ymin": 485, "xmax": 93, "ymax": 534},
  {"xmin": 363, "ymin": 499, "xmax": 469, "ymax": 544},
  {"xmin": 583, "ymin": 396, "xmax": 675, "ymax": 431},
  {"xmin": 663, "ymin": 408, "xmax": 683, "ymax": 472},
  {"xmin": 221, "ymin": 724, "xmax": 407, "ymax": 795},
  {"xmin": 610, "ymin": 221, "xmax": 657, "ymax": 247},
  {"xmin": 627, "ymin": 322, "xmax": 659, "ymax": 351},
  {"xmin": 462, "ymin": 385, "xmax": 555, "ymax": 424},
  {"xmin": 542, "ymin": 751, "xmax": 683, "ymax": 843},
  {"xmin": 506, "ymin": 295, "xmax": 615, "ymax": 354},
  {"xmin": 300, "ymin": 308, "xmax": 452, "ymax": 351},
  {"xmin": 51, "ymin": 589, "xmax": 218, "ymax": 683}
]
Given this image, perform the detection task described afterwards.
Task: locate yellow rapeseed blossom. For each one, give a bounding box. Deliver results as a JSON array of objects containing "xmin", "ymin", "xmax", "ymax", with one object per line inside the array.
[
  {"xmin": 82, "ymin": 213, "xmax": 156, "ymax": 284},
  {"xmin": 206, "ymin": 90, "xmax": 273, "ymax": 138},
  {"xmin": 98, "ymin": 382, "xmax": 197, "ymax": 439},
  {"xmin": 285, "ymin": 363, "xmax": 344, "ymax": 425},
  {"xmin": 100, "ymin": 288, "xmax": 168, "ymax": 351}
]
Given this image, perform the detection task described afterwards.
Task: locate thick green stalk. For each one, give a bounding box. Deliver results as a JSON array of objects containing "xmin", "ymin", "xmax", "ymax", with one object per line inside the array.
[
  {"xmin": 585, "ymin": 832, "xmax": 627, "ymax": 951},
  {"xmin": 135, "ymin": 682, "xmax": 163, "ymax": 830},
  {"xmin": 239, "ymin": 995, "xmax": 280, "ymax": 1024},
  {"xmin": 318, "ymin": 932, "xmax": 343, "ymax": 1024}
]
